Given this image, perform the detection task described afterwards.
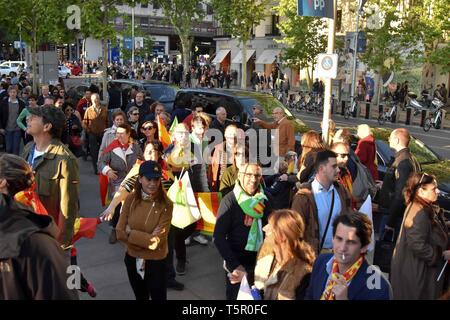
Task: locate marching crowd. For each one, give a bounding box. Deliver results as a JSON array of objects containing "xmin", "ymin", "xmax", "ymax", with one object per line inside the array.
[{"xmin": 0, "ymin": 72, "xmax": 449, "ymax": 301}]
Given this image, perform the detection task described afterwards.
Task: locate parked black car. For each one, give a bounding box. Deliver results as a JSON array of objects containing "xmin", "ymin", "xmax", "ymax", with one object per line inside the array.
[
  {"xmin": 67, "ymin": 79, "xmax": 178, "ymax": 112},
  {"xmin": 346, "ymin": 127, "xmax": 450, "ymax": 214}
]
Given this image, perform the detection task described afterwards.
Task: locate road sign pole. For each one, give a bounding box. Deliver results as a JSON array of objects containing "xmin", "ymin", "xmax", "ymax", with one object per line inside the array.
[
  {"xmin": 350, "ymin": 0, "xmax": 362, "ymax": 115},
  {"xmin": 322, "ymin": 0, "xmax": 337, "ymax": 146}
]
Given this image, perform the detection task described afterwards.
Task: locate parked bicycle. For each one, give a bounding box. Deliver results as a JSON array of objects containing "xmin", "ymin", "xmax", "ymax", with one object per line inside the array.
[
  {"xmin": 344, "ymin": 97, "xmax": 357, "ymax": 119},
  {"xmin": 423, "ymin": 106, "xmax": 443, "ymax": 132},
  {"xmin": 378, "ymin": 101, "xmax": 398, "ymax": 125}
]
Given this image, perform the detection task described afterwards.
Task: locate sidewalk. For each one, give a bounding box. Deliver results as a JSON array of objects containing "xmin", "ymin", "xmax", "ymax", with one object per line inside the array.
[{"xmin": 75, "ymin": 159, "xmax": 225, "ymax": 300}]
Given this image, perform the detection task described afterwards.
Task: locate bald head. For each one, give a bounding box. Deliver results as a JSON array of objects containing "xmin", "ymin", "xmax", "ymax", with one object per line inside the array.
[{"xmin": 390, "ymin": 128, "xmax": 410, "ymax": 150}]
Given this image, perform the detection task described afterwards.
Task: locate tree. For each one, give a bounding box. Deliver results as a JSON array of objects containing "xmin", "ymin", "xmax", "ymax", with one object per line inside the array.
[
  {"xmin": 211, "ymin": 0, "xmax": 270, "ymax": 89},
  {"xmin": 274, "ymin": 0, "xmax": 327, "ymax": 89},
  {"xmin": 362, "ymin": 0, "xmax": 450, "ymax": 75},
  {"xmin": 119, "ymin": 14, "xmax": 154, "ymax": 63},
  {"xmin": 0, "ymin": 0, "xmax": 72, "ymax": 94},
  {"xmin": 151, "ymin": 0, "xmax": 205, "ymax": 78},
  {"xmin": 75, "ymin": 0, "xmax": 135, "ymax": 103}
]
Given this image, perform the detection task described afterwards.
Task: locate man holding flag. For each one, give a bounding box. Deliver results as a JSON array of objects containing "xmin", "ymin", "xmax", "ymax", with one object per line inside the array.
[{"xmin": 214, "ymin": 162, "xmax": 273, "ymax": 300}]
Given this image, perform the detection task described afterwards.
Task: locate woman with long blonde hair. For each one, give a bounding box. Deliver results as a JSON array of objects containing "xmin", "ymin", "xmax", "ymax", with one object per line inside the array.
[{"xmin": 254, "ymin": 209, "xmax": 316, "ymax": 300}]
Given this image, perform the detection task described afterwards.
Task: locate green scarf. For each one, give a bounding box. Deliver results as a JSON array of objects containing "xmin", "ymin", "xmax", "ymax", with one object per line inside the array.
[{"xmin": 233, "ymin": 182, "xmax": 267, "ymax": 252}]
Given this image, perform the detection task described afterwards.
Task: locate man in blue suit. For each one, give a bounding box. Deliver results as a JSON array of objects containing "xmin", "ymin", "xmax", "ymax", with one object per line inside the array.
[{"xmin": 305, "ymin": 212, "xmax": 392, "ymax": 300}]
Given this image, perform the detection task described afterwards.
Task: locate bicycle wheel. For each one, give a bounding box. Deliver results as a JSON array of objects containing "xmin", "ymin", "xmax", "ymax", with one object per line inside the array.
[
  {"xmin": 378, "ymin": 114, "xmax": 385, "ymax": 125},
  {"xmin": 344, "ymin": 109, "xmax": 350, "ymax": 120},
  {"xmin": 423, "ymin": 118, "xmax": 432, "ymax": 132}
]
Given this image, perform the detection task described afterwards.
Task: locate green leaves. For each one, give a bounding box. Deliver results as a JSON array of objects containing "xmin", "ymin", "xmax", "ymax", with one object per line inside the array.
[
  {"xmin": 211, "ymin": 0, "xmax": 269, "ymax": 43},
  {"xmin": 275, "ymin": 0, "xmax": 327, "ymax": 71},
  {"xmin": 361, "ymin": 0, "xmax": 450, "ymax": 74}
]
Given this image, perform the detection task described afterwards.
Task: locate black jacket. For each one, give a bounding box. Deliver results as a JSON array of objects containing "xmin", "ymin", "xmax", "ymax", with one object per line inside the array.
[
  {"xmin": 0, "ymin": 194, "xmax": 79, "ymax": 300},
  {"xmin": 0, "ymin": 97, "xmax": 26, "ymax": 130},
  {"xmin": 213, "ymin": 190, "xmax": 272, "ymax": 272},
  {"xmin": 264, "ymin": 173, "xmax": 296, "ymax": 210},
  {"xmin": 379, "ymin": 148, "xmax": 421, "ymax": 226}
]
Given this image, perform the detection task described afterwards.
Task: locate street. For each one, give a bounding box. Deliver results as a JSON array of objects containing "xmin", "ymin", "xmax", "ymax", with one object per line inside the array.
[
  {"xmin": 293, "ymin": 109, "xmax": 450, "ymax": 159},
  {"xmin": 75, "ymin": 158, "xmax": 225, "ymax": 300}
]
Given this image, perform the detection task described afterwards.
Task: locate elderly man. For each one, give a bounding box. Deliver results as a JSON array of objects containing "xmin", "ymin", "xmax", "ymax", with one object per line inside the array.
[
  {"xmin": 210, "ymin": 107, "xmax": 231, "ymax": 138},
  {"xmin": 253, "ymin": 107, "xmax": 295, "ymax": 158},
  {"xmin": 214, "ymin": 162, "xmax": 272, "ymax": 300}
]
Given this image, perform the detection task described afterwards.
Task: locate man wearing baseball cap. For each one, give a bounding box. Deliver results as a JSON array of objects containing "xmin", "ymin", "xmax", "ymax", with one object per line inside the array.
[{"xmin": 22, "ymin": 105, "xmax": 80, "ymax": 249}]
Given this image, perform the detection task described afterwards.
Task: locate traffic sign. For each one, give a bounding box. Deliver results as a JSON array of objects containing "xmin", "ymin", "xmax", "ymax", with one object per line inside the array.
[
  {"xmin": 317, "ymin": 53, "xmax": 338, "ymax": 79},
  {"xmin": 297, "ymin": 0, "xmax": 334, "ymax": 19}
]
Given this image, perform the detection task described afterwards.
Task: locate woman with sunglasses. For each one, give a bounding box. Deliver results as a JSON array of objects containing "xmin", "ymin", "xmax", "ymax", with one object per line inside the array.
[
  {"xmin": 139, "ymin": 121, "xmax": 158, "ymax": 150},
  {"xmin": 127, "ymin": 106, "xmax": 140, "ymax": 139},
  {"xmin": 62, "ymin": 102, "xmax": 83, "ymax": 157},
  {"xmin": 390, "ymin": 173, "xmax": 449, "ymax": 299}
]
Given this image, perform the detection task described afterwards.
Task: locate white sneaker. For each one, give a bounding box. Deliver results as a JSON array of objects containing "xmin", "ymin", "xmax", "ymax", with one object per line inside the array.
[
  {"xmin": 193, "ymin": 234, "xmax": 208, "ymax": 245},
  {"xmin": 184, "ymin": 237, "xmax": 191, "ymax": 246}
]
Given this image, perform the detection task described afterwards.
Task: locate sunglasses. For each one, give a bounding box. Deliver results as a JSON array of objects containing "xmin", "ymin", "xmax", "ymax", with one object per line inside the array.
[
  {"xmin": 132, "ymin": 113, "xmax": 139, "ymax": 116},
  {"xmin": 143, "ymin": 126, "xmax": 154, "ymax": 131}
]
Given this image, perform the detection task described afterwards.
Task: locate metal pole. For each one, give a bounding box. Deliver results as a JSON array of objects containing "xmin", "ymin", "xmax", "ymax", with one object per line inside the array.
[
  {"xmin": 322, "ymin": 0, "xmax": 337, "ymax": 146},
  {"xmin": 131, "ymin": 1, "xmax": 135, "ymax": 74},
  {"xmin": 19, "ymin": 24, "xmax": 23, "ymax": 62},
  {"xmin": 350, "ymin": 0, "xmax": 362, "ymax": 109}
]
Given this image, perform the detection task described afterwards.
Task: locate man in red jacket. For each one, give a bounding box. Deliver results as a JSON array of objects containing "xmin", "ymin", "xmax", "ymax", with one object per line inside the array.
[{"xmin": 355, "ymin": 124, "xmax": 378, "ymax": 181}]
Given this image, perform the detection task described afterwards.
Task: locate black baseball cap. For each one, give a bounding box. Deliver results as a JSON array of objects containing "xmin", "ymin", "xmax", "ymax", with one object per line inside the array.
[{"xmin": 139, "ymin": 161, "xmax": 162, "ymax": 179}]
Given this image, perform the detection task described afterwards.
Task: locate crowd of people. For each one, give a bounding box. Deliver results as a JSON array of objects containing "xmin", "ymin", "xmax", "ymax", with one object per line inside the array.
[{"xmin": 0, "ymin": 68, "xmax": 449, "ymax": 301}]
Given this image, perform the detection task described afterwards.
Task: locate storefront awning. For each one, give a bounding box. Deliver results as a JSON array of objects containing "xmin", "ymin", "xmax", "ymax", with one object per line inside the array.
[
  {"xmin": 231, "ymin": 50, "xmax": 256, "ymax": 64},
  {"xmin": 212, "ymin": 50, "xmax": 231, "ymax": 64},
  {"xmin": 255, "ymin": 49, "xmax": 281, "ymax": 64}
]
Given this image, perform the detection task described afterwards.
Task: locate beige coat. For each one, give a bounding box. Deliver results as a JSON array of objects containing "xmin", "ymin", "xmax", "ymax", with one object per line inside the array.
[
  {"xmin": 390, "ymin": 202, "xmax": 449, "ymax": 300},
  {"xmin": 116, "ymin": 191, "xmax": 173, "ymax": 260}
]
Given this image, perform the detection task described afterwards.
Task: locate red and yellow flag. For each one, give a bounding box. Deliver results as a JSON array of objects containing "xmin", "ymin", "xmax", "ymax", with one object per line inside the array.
[
  {"xmin": 194, "ymin": 192, "xmax": 222, "ymax": 236},
  {"xmin": 158, "ymin": 115, "xmax": 171, "ymax": 149}
]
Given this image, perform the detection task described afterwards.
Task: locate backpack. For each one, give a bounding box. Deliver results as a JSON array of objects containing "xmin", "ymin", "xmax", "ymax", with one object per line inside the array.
[{"xmin": 352, "ymin": 155, "xmax": 378, "ymax": 202}]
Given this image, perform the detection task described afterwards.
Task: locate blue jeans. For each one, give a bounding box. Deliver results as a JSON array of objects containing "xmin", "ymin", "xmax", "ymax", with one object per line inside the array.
[{"xmin": 5, "ymin": 130, "xmax": 22, "ymax": 155}]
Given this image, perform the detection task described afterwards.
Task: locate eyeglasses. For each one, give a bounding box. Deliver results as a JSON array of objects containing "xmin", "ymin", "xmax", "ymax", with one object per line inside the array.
[
  {"xmin": 337, "ymin": 153, "xmax": 349, "ymax": 158},
  {"xmin": 241, "ymin": 173, "xmax": 262, "ymax": 179}
]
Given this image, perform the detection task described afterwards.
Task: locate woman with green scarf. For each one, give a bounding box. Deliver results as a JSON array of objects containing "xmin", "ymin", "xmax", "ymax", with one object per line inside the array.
[{"xmin": 214, "ymin": 162, "xmax": 273, "ymax": 300}]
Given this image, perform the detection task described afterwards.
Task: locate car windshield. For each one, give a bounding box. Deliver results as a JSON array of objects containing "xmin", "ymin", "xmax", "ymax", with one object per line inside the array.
[
  {"xmin": 143, "ymin": 85, "xmax": 177, "ymax": 102},
  {"xmin": 239, "ymin": 96, "xmax": 294, "ymax": 121}
]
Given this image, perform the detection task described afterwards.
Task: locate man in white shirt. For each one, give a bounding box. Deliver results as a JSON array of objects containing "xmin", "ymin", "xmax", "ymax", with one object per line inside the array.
[{"xmin": 292, "ymin": 150, "xmax": 352, "ymax": 254}]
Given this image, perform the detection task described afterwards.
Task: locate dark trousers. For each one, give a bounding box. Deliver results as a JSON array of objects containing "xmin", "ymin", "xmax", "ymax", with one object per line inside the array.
[
  {"xmin": 166, "ymin": 227, "xmax": 176, "ymax": 281},
  {"xmin": 225, "ymin": 266, "xmax": 255, "ymax": 300},
  {"xmin": 172, "ymin": 222, "xmax": 197, "ymax": 263},
  {"xmin": 124, "ymin": 253, "xmax": 167, "ymax": 301},
  {"xmin": 88, "ymin": 133, "xmax": 103, "ymax": 172},
  {"xmin": 5, "ymin": 129, "xmax": 22, "ymax": 155}
]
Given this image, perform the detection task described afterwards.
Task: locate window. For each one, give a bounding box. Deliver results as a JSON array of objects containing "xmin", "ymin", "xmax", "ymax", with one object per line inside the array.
[
  {"xmin": 153, "ymin": 3, "xmax": 160, "ymax": 10},
  {"xmin": 206, "ymin": 4, "xmax": 213, "ymax": 15},
  {"xmin": 141, "ymin": 2, "xmax": 148, "ymax": 8},
  {"xmin": 140, "ymin": 17, "xmax": 149, "ymax": 27},
  {"xmin": 271, "ymin": 15, "xmax": 280, "ymax": 36},
  {"xmin": 336, "ymin": 10, "xmax": 342, "ymax": 32}
]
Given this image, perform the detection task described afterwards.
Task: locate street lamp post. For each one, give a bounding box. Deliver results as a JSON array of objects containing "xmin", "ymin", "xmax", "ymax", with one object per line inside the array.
[
  {"xmin": 131, "ymin": 1, "xmax": 135, "ymax": 73},
  {"xmin": 19, "ymin": 24, "xmax": 23, "ymax": 62},
  {"xmin": 350, "ymin": 0, "xmax": 364, "ymax": 112}
]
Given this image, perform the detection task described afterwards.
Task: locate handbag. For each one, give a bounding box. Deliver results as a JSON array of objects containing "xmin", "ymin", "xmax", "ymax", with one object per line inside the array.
[{"xmin": 374, "ymin": 204, "xmax": 412, "ymax": 273}]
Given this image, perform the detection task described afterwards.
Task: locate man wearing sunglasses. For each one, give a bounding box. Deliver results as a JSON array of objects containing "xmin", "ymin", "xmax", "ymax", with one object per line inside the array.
[{"xmin": 331, "ymin": 142, "xmax": 356, "ymax": 209}]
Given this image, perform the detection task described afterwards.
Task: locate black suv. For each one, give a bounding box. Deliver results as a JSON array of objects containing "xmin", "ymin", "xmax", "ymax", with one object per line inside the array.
[
  {"xmin": 173, "ymin": 88, "xmax": 309, "ymax": 133},
  {"xmin": 67, "ymin": 79, "xmax": 178, "ymax": 112}
]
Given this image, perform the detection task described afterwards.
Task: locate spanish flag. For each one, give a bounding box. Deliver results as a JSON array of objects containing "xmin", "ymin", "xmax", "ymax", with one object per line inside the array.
[
  {"xmin": 15, "ymin": 186, "xmax": 100, "ymax": 245},
  {"xmin": 194, "ymin": 192, "xmax": 222, "ymax": 236},
  {"xmin": 158, "ymin": 115, "xmax": 171, "ymax": 149}
]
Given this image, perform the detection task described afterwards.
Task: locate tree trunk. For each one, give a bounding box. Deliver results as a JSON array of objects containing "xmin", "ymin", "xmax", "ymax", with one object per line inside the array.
[
  {"xmin": 82, "ymin": 37, "xmax": 87, "ymax": 74},
  {"xmin": 241, "ymin": 41, "xmax": 247, "ymax": 90},
  {"xmin": 306, "ymin": 67, "xmax": 313, "ymax": 90},
  {"xmin": 180, "ymin": 35, "xmax": 192, "ymax": 82},
  {"xmin": 102, "ymin": 39, "xmax": 109, "ymax": 104},
  {"xmin": 32, "ymin": 20, "xmax": 38, "ymax": 95}
]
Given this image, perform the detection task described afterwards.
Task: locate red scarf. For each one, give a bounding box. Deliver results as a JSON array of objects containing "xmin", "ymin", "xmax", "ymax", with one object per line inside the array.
[{"xmin": 101, "ymin": 139, "xmax": 130, "ymax": 157}]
